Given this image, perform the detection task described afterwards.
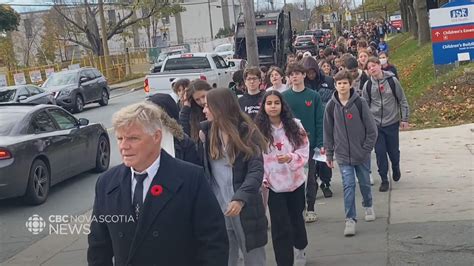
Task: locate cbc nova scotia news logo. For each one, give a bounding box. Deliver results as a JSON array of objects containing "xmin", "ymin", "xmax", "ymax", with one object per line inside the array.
[{"xmin": 25, "ymin": 213, "xmax": 135, "ymax": 235}]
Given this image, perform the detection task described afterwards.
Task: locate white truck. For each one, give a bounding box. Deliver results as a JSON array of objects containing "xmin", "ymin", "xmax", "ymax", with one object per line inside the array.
[{"xmin": 144, "ymin": 53, "xmax": 234, "ymax": 97}]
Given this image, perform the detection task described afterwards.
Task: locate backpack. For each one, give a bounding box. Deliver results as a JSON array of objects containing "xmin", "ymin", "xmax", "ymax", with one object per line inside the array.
[
  {"xmin": 364, "ymin": 77, "xmax": 399, "ymax": 107},
  {"xmin": 326, "ymin": 97, "xmax": 363, "ymax": 121}
]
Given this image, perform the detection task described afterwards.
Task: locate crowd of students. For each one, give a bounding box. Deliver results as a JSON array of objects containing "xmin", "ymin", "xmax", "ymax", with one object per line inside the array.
[{"xmin": 142, "ymin": 28, "xmax": 410, "ymax": 266}]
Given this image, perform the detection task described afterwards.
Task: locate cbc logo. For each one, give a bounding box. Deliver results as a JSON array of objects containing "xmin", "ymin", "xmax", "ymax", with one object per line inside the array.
[{"xmin": 25, "ymin": 214, "xmax": 46, "ymax": 235}]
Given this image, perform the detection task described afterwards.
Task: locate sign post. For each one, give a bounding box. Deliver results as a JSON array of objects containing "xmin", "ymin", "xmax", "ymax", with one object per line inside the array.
[{"xmin": 429, "ymin": 2, "xmax": 474, "ymax": 75}]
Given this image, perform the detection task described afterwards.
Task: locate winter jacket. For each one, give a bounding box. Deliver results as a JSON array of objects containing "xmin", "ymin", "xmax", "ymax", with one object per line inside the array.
[
  {"xmin": 199, "ymin": 121, "xmax": 268, "ymax": 252},
  {"xmin": 324, "ymin": 89, "xmax": 378, "ymax": 165},
  {"xmin": 148, "ymin": 93, "xmax": 201, "ymax": 165},
  {"xmin": 302, "ymin": 57, "xmax": 336, "ymax": 105},
  {"xmin": 382, "ymin": 64, "xmax": 399, "ymax": 79},
  {"xmin": 362, "ymin": 71, "xmax": 410, "ymax": 127},
  {"xmin": 263, "ymin": 119, "xmax": 309, "ymax": 193}
]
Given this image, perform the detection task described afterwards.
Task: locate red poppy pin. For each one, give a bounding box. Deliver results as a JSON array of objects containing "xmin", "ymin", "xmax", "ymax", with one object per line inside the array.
[
  {"xmin": 275, "ymin": 142, "xmax": 284, "ymax": 151},
  {"xmin": 346, "ymin": 113, "xmax": 353, "ymax": 120},
  {"xmin": 379, "ymin": 84, "xmax": 385, "ymax": 92},
  {"xmin": 305, "ymin": 100, "xmax": 312, "ymax": 107},
  {"xmin": 150, "ymin": 185, "xmax": 163, "ymax": 197}
]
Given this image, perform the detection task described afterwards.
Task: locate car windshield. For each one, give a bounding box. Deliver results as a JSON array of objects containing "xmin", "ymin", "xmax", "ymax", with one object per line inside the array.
[
  {"xmin": 0, "ymin": 111, "xmax": 24, "ymax": 135},
  {"xmin": 215, "ymin": 44, "xmax": 232, "ymax": 52},
  {"xmin": 43, "ymin": 72, "xmax": 78, "ymax": 87},
  {"xmin": 0, "ymin": 89, "xmax": 16, "ymax": 102}
]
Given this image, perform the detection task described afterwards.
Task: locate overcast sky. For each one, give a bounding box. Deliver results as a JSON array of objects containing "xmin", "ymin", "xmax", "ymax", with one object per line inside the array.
[{"xmin": 2, "ymin": 0, "xmax": 364, "ymax": 13}]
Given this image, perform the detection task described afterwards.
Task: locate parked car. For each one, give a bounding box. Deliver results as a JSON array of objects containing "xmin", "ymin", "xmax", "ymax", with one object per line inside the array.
[
  {"xmin": 42, "ymin": 67, "xmax": 110, "ymax": 113},
  {"xmin": 0, "ymin": 85, "xmax": 55, "ymax": 105},
  {"xmin": 293, "ymin": 35, "xmax": 318, "ymax": 54},
  {"xmin": 144, "ymin": 53, "xmax": 233, "ymax": 97},
  {"xmin": 0, "ymin": 103, "xmax": 110, "ymax": 205},
  {"xmin": 304, "ymin": 29, "xmax": 327, "ymax": 47},
  {"xmin": 214, "ymin": 43, "xmax": 234, "ymax": 60}
]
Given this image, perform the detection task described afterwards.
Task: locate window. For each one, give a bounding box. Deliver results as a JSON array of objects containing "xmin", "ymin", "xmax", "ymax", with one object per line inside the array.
[
  {"xmin": 27, "ymin": 86, "xmax": 43, "ymax": 96},
  {"xmin": 92, "ymin": 69, "xmax": 102, "ymax": 78},
  {"xmin": 163, "ymin": 57, "xmax": 211, "ymax": 71},
  {"xmin": 212, "ymin": 56, "xmax": 224, "ymax": 69},
  {"xmin": 81, "ymin": 70, "xmax": 96, "ymax": 81},
  {"xmin": 48, "ymin": 108, "xmax": 77, "ymax": 130},
  {"xmin": 108, "ymin": 10, "xmax": 116, "ymax": 25},
  {"xmin": 217, "ymin": 56, "xmax": 228, "ymax": 68},
  {"xmin": 17, "ymin": 87, "xmax": 30, "ymax": 97},
  {"xmin": 29, "ymin": 111, "xmax": 56, "ymax": 133}
]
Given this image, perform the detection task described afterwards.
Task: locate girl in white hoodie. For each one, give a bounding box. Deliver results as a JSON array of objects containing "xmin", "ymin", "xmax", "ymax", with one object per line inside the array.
[{"xmin": 255, "ymin": 90, "xmax": 310, "ymax": 266}]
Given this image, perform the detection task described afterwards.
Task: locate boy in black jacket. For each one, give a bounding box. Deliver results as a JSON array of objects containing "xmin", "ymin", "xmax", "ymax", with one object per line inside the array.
[{"xmin": 238, "ymin": 67, "xmax": 264, "ymax": 120}]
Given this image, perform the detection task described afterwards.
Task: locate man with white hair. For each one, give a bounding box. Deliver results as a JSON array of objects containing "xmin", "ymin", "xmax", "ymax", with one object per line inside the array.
[{"xmin": 87, "ymin": 102, "xmax": 228, "ymax": 266}]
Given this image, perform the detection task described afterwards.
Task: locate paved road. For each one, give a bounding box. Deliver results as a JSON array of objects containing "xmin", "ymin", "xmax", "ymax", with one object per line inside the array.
[{"xmin": 0, "ymin": 88, "xmax": 147, "ymax": 263}]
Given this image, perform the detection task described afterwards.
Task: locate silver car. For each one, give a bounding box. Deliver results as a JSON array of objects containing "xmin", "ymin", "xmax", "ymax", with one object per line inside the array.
[{"xmin": 0, "ymin": 85, "xmax": 56, "ymax": 105}]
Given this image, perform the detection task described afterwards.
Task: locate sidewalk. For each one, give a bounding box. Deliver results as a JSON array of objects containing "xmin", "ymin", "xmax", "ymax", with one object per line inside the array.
[
  {"xmin": 109, "ymin": 77, "xmax": 145, "ymax": 91},
  {"xmin": 5, "ymin": 124, "xmax": 473, "ymax": 265}
]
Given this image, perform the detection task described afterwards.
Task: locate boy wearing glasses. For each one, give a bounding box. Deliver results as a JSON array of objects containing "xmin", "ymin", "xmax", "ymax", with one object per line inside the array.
[{"xmin": 238, "ymin": 67, "xmax": 265, "ymax": 120}]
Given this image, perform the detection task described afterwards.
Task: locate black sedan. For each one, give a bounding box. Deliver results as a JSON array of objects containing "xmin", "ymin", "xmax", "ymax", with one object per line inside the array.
[
  {"xmin": 0, "ymin": 104, "xmax": 110, "ymax": 205},
  {"xmin": 0, "ymin": 85, "xmax": 56, "ymax": 104}
]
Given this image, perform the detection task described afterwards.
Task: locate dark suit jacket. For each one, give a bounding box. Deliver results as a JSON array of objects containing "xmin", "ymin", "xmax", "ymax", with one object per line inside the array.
[{"xmin": 87, "ymin": 150, "xmax": 228, "ymax": 266}]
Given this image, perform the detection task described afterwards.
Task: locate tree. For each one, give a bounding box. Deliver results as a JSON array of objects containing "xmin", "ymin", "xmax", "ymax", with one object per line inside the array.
[
  {"xmin": 0, "ymin": 34, "xmax": 17, "ymax": 70},
  {"xmin": 53, "ymin": 0, "xmax": 177, "ymax": 56},
  {"xmin": 0, "ymin": 4, "xmax": 20, "ymax": 33},
  {"xmin": 413, "ymin": 0, "xmax": 430, "ymax": 45}
]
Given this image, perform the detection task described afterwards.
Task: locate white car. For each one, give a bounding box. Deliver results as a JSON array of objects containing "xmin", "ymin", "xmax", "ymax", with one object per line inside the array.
[{"xmin": 214, "ymin": 43, "xmax": 234, "ymax": 60}]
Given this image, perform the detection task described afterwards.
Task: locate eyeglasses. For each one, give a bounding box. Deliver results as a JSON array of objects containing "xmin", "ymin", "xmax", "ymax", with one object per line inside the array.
[{"xmin": 245, "ymin": 77, "xmax": 260, "ymax": 82}]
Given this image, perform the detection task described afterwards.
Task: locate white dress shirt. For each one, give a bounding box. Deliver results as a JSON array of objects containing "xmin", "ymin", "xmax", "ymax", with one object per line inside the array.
[{"xmin": 131, "ymin": 154, "xmax": 161, "ymax": 203}]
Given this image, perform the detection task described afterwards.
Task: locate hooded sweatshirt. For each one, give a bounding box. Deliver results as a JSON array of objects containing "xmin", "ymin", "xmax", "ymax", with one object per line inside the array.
[
  {"xmin": 362, "ymin": 71, "xmax": 409, "ymax": 127},
  {"xmin": 324, "ymin": 89, "xmax": 378, "ymax": 165},
  {"xmin": 238, "ymin": 90, "xmax": 264, "ymax": 120},
  {"xmin": 263, "ymin": 119, "xmax": 309, "ymax": 193},
  {"xmin": 301, "ymin": 56, "xmax": 336, "ymax": 105}
]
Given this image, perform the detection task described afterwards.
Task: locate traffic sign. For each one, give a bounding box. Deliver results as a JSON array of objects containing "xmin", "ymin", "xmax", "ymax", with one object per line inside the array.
[
  {"xmin": 429, "ymin": 3, "xmax": 474, "ymax": 65},
  {"xmin": 331, "ymin": 12, "xmax": 339, "ymax": 22},
  {"xmin": 345, "ymin": 11, "xmax": 352, "ymax": 21}
]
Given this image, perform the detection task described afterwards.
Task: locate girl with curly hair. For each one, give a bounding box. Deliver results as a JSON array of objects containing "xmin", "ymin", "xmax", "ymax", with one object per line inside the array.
[{"xmin": 255, "ymin": 90, "xmax": 310, "ymax": 266}]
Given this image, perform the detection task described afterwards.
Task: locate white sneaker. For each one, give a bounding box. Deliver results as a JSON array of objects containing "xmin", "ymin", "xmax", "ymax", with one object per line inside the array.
[
  {"xmin": 304, "ymin": 211, "xmax": 318, "ymax": 223},
  {"xmin": 364, "ymin": 206, "xmax": 376, "ymax": 221},
  {"xmin": 294, "ymin": 248, "xmax": 307, "ymax": 266},
  {"xmin": 344, "ymin": 219, "xmax": 356, "ymax": 236},
  {"xmin": 370, "ymin": 174, "xmax": 374, "ymax": 185}
]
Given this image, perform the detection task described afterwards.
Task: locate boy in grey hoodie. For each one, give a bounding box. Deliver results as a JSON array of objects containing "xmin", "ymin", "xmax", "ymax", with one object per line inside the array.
[
  {"xmin": 324, "ymin": 70, "xmax": 378, "ymax": 236},
  {"xmin": 363, "ymin": 56, "xmax": 410, "ymax": 192}
]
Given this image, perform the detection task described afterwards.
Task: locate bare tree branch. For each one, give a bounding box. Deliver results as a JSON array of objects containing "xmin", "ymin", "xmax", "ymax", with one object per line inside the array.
[
  {"xmin": 59, "ymin": 37, "xmax": 93, "ymax": 50},
  {"xmin": 54, "ymin": 6, "xmax": 86, "ymax": 32}
]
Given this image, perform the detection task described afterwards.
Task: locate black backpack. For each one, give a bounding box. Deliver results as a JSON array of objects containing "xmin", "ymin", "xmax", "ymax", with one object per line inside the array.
[
  {"xmin": 364, "ymin": 77, "xmax": 399, "ymax": 107},
  {"xmin": 326, "ymin": 97, "xmax": 364, "ymax": 121}
]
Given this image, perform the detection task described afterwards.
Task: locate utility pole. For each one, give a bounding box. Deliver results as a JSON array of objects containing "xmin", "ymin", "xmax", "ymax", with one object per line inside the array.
[
  {"xmin": 304, "ymin": 0, "xmax": 308, "ymax": 30},
  {"xmin": 208, "ymin": 0, "xmax": 214, "ymax": 40},
  {"xmin": 98, "ymin": 0, "xmax": 110, "ymax": 78},
  {"xmin": 242, "ymin": 0, "xmax": 259, "ymax": 66}
]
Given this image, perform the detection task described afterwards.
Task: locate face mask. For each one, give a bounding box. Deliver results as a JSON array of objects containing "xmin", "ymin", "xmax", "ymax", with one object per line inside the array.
[{"xmin": 380, "ymin": 58, "xmax": 388, "ymax": 65}]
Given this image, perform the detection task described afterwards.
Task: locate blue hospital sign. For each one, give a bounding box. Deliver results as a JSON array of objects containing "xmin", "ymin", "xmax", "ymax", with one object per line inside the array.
[{"xmin": 430, "ymin": 3, "xmax": 474, "ymax": 65}]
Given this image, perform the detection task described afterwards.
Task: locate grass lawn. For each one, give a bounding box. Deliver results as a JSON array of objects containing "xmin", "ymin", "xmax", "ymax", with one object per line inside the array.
[{"xmin": 386, "ymin": 33, "xmax": 473, "ymax": 128}]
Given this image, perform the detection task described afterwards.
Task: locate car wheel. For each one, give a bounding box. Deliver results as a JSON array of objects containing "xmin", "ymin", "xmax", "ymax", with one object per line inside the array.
[
  {"xmin": 94, "ymin": 135, "xmax": 110, "ymax": 172},
  {"xmin": 24, "ymin": 159, "xmax": 50, "ymax": 205},
  {"xmin": 73, "ymin": 95, "xmax": 84, "ymax": 113},
  {"xmin": 98, "ymin": 89, "xmax": 109, "ymax": 106}
]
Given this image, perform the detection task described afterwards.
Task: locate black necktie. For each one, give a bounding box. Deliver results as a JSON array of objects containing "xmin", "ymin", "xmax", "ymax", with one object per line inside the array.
[{"xmin": 132, "ymin": 173, "xmax": 147, "ymax": 221}]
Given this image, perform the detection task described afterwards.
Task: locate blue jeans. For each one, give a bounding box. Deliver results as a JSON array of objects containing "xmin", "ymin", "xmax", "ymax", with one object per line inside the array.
[{"xmin": 338, "ymin": 161, "xmax": 373, "ymax": 220}]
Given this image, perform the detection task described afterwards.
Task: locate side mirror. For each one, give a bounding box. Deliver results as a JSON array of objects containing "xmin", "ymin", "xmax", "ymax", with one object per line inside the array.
[
  {"xmin": 228, "ymin": 62, "xmax": 236, "ymax": 67},
  {"xmin": 18, "ymin": 95, "xmax": 28, "ymax": 102},
  {"xmin": 78, "ymin": 118, "xmax": 89, "ymax": 126},
  {"xmin": 80, "ymin": 77, "xmax": 88, "ymax": 83}
]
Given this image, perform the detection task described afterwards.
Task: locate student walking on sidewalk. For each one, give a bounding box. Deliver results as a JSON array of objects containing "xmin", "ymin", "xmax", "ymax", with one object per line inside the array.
[
  {"xmin": 200, "ymin": 88, "xmax": 268, "ymax": 266},
  {"xmin": 363, "ymin": 56, "xmax": 410, "ymax": 192},
  {"xmin": 255, "ymin": 90, "xmax": 310, "ymax": 266},
  {"xmin": 324, "ymin": 70, "xmax": 378, "ymax": 236},
  {"xmin": 282, "ymin": 63, "xmax": 324, "ymax": 223}
]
